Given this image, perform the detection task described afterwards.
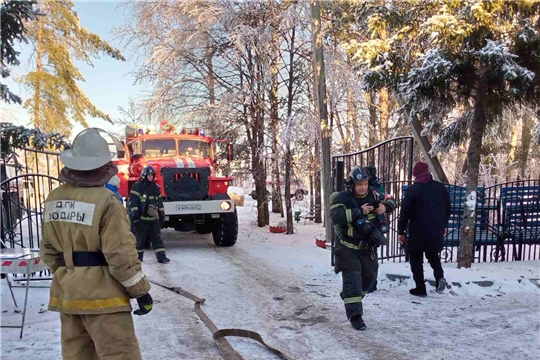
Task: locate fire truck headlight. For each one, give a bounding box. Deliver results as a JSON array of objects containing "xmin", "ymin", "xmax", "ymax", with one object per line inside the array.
[{"xmin": 220, "ymin": 201, "xmax": 232, "ymax": 211}]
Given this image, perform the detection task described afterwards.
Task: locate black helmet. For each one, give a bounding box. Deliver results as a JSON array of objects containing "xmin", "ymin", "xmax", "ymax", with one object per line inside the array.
[
  {"xmin": 345, "ymin": 166, "xmax": 370, "ymax": 191},
  {"xmin": 141, "ymin": 165, "xmax": 156, "ymax": 179}
]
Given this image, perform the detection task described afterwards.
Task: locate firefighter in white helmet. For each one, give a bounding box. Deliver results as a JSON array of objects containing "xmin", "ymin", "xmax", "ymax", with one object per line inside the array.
[{"xmin": 40, "ymin": 128, "xmax": 152, "ymax": 360}]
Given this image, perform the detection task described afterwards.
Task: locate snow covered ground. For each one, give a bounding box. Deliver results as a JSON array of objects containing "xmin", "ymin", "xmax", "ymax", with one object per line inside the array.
[{"xmin": 1, "ymin": 198, "xmax": 539, "ymax": 359}]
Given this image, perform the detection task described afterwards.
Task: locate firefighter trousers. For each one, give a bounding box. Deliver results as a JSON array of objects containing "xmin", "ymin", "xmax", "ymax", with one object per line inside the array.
[
  {"xmin": 60, "ymin": 311, "xmax": 142, "ymax": 360},
  {"xmin": 135, "ymin": 220, "xmax": 166, "ymax": 261},
  {"xmin": 341, "ymin": 249, "xmax": 379, "ymax": 319}
]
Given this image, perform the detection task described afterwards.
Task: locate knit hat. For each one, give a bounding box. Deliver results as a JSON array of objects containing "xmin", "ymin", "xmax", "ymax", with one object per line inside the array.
[
  {"xmin": 107, "ymin": 175, "xmax": 120, "ymax": 187},
  {"xmin": 412, "ymin": 162, "xmax": 429, "ymax": 177}
]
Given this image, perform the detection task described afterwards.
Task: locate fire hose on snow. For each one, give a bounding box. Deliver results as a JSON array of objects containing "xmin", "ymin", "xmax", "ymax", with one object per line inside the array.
[{"xmin": 148, "ymin": 279, "xmax": 296, "ymax": 360}]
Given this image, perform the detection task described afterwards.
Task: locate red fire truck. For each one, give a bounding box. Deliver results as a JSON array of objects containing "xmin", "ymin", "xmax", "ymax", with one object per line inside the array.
[{"xmin": 113, "ymin": 122, "xmax": 238, "ymax": 247}]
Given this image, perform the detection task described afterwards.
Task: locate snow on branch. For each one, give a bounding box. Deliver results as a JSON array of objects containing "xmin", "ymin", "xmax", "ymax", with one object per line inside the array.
[
  {"xmin": 476, "ymin": 40, "xmax": 535, "ymax": 85},
  {"xmin": 398, "ymin": 49, "xmax": 452, "ymax": 106},
  {"xmin": 0, "ymin": 122, "xmax": 70, "ymax": 167},
  {"xmin": 430, "ymin": 110, "xmax": 472, "ymax": 155}
]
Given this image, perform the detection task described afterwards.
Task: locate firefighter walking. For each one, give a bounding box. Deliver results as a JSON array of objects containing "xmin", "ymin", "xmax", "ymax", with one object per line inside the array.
[
  {"xmin": 330, "ymin": 165, "xmax": 396, "ymax": 330},
  {"xmin": 40, "ymin": 128, "xmax": 153, "ymax": 360},
  {"xmin": 129, "ymin": 165, "xmax": 170, "ymax": 263}
]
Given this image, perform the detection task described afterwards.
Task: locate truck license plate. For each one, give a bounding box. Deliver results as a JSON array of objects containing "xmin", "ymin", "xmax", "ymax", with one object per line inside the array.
[
  {"xmin": 176, "ymin": 204, "xmax": 202, "ymax": 211},
  {"xmin": 165, "ymin": 216, "xmax": 169, "ymax": 221},
  {"xmin": 211, "ymin": 214, "xmax": 220, "ymax": 218}
]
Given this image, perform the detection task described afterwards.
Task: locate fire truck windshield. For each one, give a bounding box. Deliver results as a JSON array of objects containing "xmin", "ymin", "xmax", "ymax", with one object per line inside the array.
[
  {"xmin": 178, "ymin": 140, "xmax": 211, "ymax": 158},
  {"xmin": 140, "ymin": 139, "xmax": 211, "ymax": 159},
  {"xmin": 142, "ymin": 139, "xmax": 177, "ymax": 158}
]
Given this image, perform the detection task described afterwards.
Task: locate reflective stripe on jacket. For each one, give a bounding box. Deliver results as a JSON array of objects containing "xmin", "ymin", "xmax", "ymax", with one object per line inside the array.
[{"xmin": 128, "ymin": 181, "xmax": 165, "ymax": 222}]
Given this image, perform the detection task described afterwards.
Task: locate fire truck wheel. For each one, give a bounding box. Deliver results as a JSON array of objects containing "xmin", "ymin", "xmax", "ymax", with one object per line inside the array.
[{"xmin": 212, "ymin": 210, "xmax": 238, "ymax": 247}]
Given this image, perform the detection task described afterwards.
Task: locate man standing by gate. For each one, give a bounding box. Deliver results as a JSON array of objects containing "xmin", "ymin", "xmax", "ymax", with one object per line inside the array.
[
  {"xmin": 330, "ymin": 165, "xmax": 396, "ymax": 330},
  {"xmin": 398, "ymin": 162, "xmax": 450, "ymax": 296},
  {"xmin": 40, "ymin": 128, "xmax": 153, "ymax": 359}
]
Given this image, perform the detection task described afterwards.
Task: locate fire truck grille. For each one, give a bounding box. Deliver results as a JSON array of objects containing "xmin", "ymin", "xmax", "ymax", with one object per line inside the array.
[{"xmin": 161, "ymin": 167, "xmax": 210, "ymax": 201}]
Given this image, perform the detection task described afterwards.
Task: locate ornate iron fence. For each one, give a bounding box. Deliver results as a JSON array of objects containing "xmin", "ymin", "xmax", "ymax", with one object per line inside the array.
[
  {"xmin": 1, "ymin": 148, "xmax": 62, "ymax": 249},
  {"xmin": 331, "ymin": 137, "xmax": 539, "ymax": 264}
]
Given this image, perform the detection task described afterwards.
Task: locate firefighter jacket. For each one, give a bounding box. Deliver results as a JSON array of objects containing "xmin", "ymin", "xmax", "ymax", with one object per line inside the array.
[
  {"xmin": 330, "ymin": 187, "xmax": 396, "ymax": 248},
  {"xmin": 40, "ymin": 184, "xmax": 151, "ymax": 314},
  {"xmin": 129, "ymin": 180, "xmax": 165, "ymax": 222}
]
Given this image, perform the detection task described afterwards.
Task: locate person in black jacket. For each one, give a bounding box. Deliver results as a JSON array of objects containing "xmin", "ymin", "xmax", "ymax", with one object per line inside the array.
[
  {"xmin": 129, "ymin": 165, "xmax": 170, "ymax": 263},
  {"xmin": 398, "ymin": 162, "xmax": 450, "ymax": 296},
  {"xmin": 330, "ymin": 165, "xmax": 396, "ymax": 330}
]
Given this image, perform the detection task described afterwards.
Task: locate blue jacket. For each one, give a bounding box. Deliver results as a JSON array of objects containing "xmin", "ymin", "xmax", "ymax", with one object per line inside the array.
[{"xmin": 105, "ymin": 184, "xmax": 123, "ymax": 203}]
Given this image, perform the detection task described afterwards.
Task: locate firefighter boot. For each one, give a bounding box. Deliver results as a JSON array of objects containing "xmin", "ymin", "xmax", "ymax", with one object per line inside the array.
[
  {"xmin": 158, "ymin": 256, "xmax": 170, "ymax": 264},
  {"xmin": 350, "ymin": 315, "xmax": 366, "ymax": 331},
  {"xmin": 409, "ymin": 286, "xmax": 427, "ymax": 297}
]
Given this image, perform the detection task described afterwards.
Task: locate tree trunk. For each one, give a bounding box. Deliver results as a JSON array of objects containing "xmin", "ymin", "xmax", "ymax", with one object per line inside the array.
[
  {"xmin": 260, "ymin": 102, "xmax": 269, "ymax": 226},
  {"xmin": 518, "ymin": 115, "xmax": 532, "ymax": 178},
  {"xmin": 507, "ymin": 119, "xmax": 519, "ymax": 167},
  {"xmin": 313, "ymin": 136, "xmax": 322, "ymax": 224},
  {"xmin": 378, "ymin": 28, "xmax": 389, "ymax": 142},
  {"xmin": 333, "ymin": 109, "xmax": 347, "ymax": 151},
  {"xmin": 269, "ymin": 48, "xmax": 283, "ymax": 215},
  {"xmin": 285, "ymin": 144, "xmax": 293, "ymax": 234},
  {"xmin": 458, "ymin": 92, "xmax": 488, "ymax": 269},
  {"xmin": 245, "ymin": 48, "xmax": 268, "ymax": 228},
  {"xmin": 308, "ymin": 70, "xmax": 322, "ymax": 224},
  {"xmin": 351, "ymin": 100, "xmax": 361, "ymax": 151},
  {"xmin": 311, "ymin": 0, "xmax": 331, "ymax": 238},
  {"xmin": 309, "ymin": 153, "xmax": 314, "ymax": 208},
  {"xmin": 365, "ymin": 92, "xmax": 379, "ymax": 147},
  {"xmin": 33, "ymin": 14, "xmax": 44, "ymax": 128},
  {"xmin": 206, "ymin": 36, "xmax": 216, "ymax": 106},
  {"xmin": 284, "ymin": 24, "xmax": 296, "ymax": 235},
  {"xmin": 253, "ymin": 146, "xmax": 267, "ymax": 228},
  {"xmin": 345, "ymin": 88, "xmax": 353, "ymax": 153},
  {"xmin": 379, "ymin": 87, "xmax": 389, "ymax": 141}
]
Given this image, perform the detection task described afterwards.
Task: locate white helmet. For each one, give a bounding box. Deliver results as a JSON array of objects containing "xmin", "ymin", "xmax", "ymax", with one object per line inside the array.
[{"xmin": 60, "ymin": 129, "xmax": 116, "ymax": 171}]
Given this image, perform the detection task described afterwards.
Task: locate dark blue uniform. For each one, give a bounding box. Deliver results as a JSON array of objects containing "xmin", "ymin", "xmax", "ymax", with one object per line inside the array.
[
  {"xmin": 330, "ymin": 186, "xmax": 396, "ymax": 321},
  {"xmin": 129, "ymin": 180, "xmax": 168, "ymax": 262}
]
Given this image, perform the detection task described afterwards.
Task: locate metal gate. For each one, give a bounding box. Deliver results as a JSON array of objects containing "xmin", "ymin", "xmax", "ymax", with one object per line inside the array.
[
  {"xmin": 331, "ymin": 137, "xmax": 415, "ymax": 263},
  {"xmin": 1, "ymin": 148, "xmax": 62, "ymax": 249}
]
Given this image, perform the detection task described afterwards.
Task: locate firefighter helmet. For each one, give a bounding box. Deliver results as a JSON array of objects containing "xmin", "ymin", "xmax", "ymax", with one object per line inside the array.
[
  {"xmin": 345, "ymin": 166, "xmax": 370, "ymax": 191},
  {"xmin": 141, "ymin": 165, "xmax": 156, "ymax": 179}
]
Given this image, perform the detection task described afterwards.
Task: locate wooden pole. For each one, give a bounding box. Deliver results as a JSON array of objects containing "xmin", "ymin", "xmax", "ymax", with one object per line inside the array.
[{"xmin": 310, "ymin": 0, "xmax": 332, "ymax": 242}]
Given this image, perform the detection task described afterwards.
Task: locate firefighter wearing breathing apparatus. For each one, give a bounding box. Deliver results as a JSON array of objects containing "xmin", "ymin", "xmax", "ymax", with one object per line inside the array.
[{"xmin": 330, "ymin": 165, "xmax": 396, "ymax": 330}]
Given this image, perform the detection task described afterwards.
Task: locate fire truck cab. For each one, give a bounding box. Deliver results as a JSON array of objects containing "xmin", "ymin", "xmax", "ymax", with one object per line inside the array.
[{"xmin": 113, "ymin": 123, "xmax": 238, "ymax": 247}]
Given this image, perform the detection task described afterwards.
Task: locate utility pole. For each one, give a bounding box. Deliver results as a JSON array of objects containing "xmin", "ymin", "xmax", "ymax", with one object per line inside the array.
[{"xmin": 310, "ymin": 0, "xmax": 332, "ymax": 243}]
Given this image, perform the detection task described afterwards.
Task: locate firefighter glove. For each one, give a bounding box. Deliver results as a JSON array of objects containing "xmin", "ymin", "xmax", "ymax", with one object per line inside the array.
[{"xmin": 134, "ymin": 293, "xmax": 153, "ymax": 316}]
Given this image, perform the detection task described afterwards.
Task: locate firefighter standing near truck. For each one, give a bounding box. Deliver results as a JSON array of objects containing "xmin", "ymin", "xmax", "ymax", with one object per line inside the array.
[
  {"xmin": 129, "ymin": 165, "xmax": 170, "ymax": 263},
  {"xmin": 40, "ymin": 128, "xmax": 153, "ymax": 359},
  {"xmin": 330, "ymin": 165, "xmax": 396, "ymax": 331}
]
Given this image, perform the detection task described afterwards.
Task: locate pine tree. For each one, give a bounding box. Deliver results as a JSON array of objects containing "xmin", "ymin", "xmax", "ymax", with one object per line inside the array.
[
  {"xmin": 22, "ymin": 0, "xmax": 125, "ymax": 135},
  {"xmin": 1, "ymin": 0, "xmax": 39, "ymax": 104},
  {"xmin": 352, "ymin": 0, "xmax": 540, "ymax": 268},
  {"xmin": 0, "ymin": 122, "xmax": 69, "ymax": 167}
]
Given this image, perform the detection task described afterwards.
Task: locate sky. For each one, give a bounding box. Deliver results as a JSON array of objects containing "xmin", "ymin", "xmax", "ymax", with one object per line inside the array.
[{"xmin": 2, "ymin": 1, "xmax": 147, "ymax": 140}]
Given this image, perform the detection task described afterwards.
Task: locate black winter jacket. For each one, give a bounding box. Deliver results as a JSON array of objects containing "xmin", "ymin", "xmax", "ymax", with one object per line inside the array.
[
  {"xmin": 397, "ymin": 179, "xmax": 451, "ymax": 253},
  {"xmin": 129, "ymin": 180, "xmax": 165, "ymax": 223},
  {"xmin": 330, "ymin": 188, "xmax": 396, "ymax": 246}
]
